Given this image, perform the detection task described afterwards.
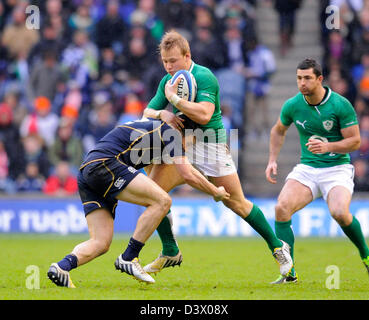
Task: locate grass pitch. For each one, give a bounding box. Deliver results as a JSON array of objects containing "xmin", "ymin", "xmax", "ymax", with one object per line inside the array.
[{"xmin": 0, "ymin": 234, "xmax": 368, "ymax": 300}]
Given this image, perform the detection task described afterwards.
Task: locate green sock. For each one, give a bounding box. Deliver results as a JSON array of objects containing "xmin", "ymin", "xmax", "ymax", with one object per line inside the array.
[
  {"xmin": 156, "ymin": 210, "xmax": 179, "ymax": 256},
  {"xmin": 275, "ymin": 220, "xmax": 296, "ymax": 276},
  {"xmin": 244, "ymin": 204, "xmax": 283, "ymax": 252},
  {"xmin": 341, "ymin": 216, "xmax": 369, "ymax": 260}
]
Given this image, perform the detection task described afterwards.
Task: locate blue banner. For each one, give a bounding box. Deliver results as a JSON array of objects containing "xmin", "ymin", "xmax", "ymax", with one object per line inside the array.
[{"xmin": 0, "ymin": 197, "xmax": 368, "ymax": 237}]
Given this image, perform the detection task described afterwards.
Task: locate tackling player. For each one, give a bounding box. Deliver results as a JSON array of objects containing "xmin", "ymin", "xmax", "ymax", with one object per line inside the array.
[
  {"xmin": 265, "ymin": 58, "xmax": 369, "ymax": 283},
  {"xmin": 142, "ymin": 30, "xmax": 293, "ymax": 278},
  {"xmin": 47, "ymin": 115, "xmax": 230, "ymax": 287}
]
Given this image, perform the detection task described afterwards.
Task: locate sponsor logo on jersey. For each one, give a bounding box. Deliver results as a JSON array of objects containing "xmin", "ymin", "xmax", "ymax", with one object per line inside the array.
[
  {"xmin": 296, "ymin": 120, "xmax": 307, "ymax": 129},
  {"xmin": 322, "ymin": 120, "xmax": 333, "ymax": 131},
  {"xmin": 128, "ymin": 166, "xmax": 137, "ymax": 174},
  {"xmin": 114, "ymin": 177, "xmax": 126, "ymax": 189},
  {"xmin": 345, "ymin": 121, "xmax": 356, "ymax": 126}
]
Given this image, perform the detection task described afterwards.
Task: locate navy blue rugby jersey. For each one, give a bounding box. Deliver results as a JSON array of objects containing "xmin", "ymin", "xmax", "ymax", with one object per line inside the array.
[{"xmin": 81, "ymin": 118, "xmax": 185, "ymax": 169}]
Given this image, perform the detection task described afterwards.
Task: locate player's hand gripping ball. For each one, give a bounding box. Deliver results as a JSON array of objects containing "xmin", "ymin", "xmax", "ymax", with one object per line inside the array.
[{"xmin": 170, "ymin": 70, "xmax": 197, "ymax": 102}]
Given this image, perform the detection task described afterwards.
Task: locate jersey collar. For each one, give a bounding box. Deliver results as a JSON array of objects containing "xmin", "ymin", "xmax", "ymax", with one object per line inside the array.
[
  {"xmin": 303, "ymin": 86, "xmax": 331, "ymax": 106},
  {"xmin": 188, "ymin": 60, "xmax": 195, "ymax": 73}
]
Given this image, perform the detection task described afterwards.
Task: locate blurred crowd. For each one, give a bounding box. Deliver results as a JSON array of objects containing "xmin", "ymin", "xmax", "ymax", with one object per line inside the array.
[
  {"xmin": 320, "ymin": 0, "xmax": 369, "ymax": 191},
  {"xmin": 3, "ymin": 0, "xmax": 368, "ymax": 196},
  {"xmin": 0, "ymin": 0, "xmax": 263, "ymax": 195}
]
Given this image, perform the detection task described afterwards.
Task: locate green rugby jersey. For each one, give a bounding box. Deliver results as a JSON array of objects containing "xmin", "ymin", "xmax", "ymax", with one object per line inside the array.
[
  {"xmin": 147, "ymin": 61, "xmax": 226, "ymax": 143},
  {"xmin": 280, "ymin": 87, "xmax": 358, "ymax": 168}
]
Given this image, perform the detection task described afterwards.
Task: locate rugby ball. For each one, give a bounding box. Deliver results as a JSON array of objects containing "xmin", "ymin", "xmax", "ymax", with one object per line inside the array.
[{"xmin": 170, "ymin": 70, "xmax": 197, "ymax": 102}]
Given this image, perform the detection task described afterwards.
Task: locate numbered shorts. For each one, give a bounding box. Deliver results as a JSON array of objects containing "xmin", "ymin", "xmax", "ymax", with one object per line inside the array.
[
  {"xmin": 77, "ymin": 158, "xmax": 140, "ymax": 218},
  {"xmin": 185, "ymin": 142, "xmax": 237, "ymax": 177},
  {"xmin": 286, "ymin": 163, "xmax": 355, "ymax": 200}
]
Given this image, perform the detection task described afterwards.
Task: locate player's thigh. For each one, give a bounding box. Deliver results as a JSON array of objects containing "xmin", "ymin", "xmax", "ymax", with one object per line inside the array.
[
  {"xmin": 148, "ymin": 164, "xmax": 185, "ymax": 192},
  {"xmin": 85, "ymin": 208, "xmax": 114, "ymax": 244},
  {"xmin": 326, "ymin": 186, "xmax": 352, "ymax": 217},
  {"xmin": 210, "ymin": 173, "xmax": 253, "ymax": 216},
  {"xmin": 115, "ymin": 172, "xmax": 171, "ymax": 208},
  {"xmin": 276, "ymin": 179, "xmax": 313, "ymax": 218}
]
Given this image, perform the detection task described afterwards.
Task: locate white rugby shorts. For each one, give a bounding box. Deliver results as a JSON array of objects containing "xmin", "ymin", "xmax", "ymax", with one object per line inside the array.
[
  {"xmin": 286, "ymin": 163, "xmax": 355, "ymax": 200},
  {"xmin": 185, "ymin": 142, "xmax": 237, "ymax": 177}
]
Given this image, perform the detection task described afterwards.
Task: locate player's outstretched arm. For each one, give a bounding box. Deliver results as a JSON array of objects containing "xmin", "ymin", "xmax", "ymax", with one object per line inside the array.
[
  {"xmin": 143, "ymin": 108, "xmax": 185, "ymax": 131},
  {"xmin": 173, "ymin": 156, "xmax": 230, "ymax": 201},
  {"xmin": 266, "ymin": 119, "xmax": 289, "ymax": 184}
]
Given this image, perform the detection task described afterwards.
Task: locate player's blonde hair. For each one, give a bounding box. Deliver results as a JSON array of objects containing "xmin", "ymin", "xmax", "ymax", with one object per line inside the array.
[{"xmin": 158, "ymin": 30, "xmax": 190, "ymax": 55}]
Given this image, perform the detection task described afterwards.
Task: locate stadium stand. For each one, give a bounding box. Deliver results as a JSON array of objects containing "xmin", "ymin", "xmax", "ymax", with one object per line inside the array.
[{"xmin": 1, "ymin": 0, "xmax": 368, "ymax": 196}]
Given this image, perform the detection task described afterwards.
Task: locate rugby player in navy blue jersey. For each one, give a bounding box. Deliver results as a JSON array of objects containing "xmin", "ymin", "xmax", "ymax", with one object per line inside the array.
[{"xmin": 47, "ymin": 115, "xmax": 230, "ymax": 287}]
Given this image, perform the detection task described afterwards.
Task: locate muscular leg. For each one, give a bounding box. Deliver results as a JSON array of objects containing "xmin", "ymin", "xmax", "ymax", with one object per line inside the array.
[
  {"xmin": 115, "ymin": 172, "xmax": 172, "ymax": 256},
  {"xmin": 274, "ymin": 179, "xmax": 313, "ymax": 275},
  {"xmin": 58, "ymin": 173, "xmax": 171, "ymax": 270},
  {"xmin": 71, "ymin": 209, "xmax": 114, "ymax": 266},
  {"xmin": 210, "ymin": 173, "xmax": 283, "ymax": 252},
  {"xmin": 327, "ymin": 186, "xmax": 369, "ymax": 260},
  {"xmin": 146, "ymin": 164, "xmax": 185, "ymax": 256}
]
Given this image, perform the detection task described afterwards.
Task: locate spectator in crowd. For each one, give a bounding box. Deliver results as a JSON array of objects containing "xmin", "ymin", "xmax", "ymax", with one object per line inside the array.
[
  {"xmin": 353, "ymin": 158, "xmax": 369, "ymax": 192},
  {"xmin": 191, "ymin": 26, "xmax": 227, "ymax": 71},
  {"xmin": 0, "ymin": 102, "xmax": 25, "ymax": 182},
  {"xmin": 1, "ymin": 5, "xmax": 40, "ymax": 60},
  {"xmin": 20, "ymin": 96, "xmax": 59, "ymax": 147},
  {"xmin": 243, "ymin": 36, "xmax": 276, "ymax": 140},
  {"xmin": 63, "ymin": 80, "xmax": 83, "ymax": 113},
  {"xmin": 81, "ymin": 97, "xmax": 116, "ymax": 153},
  {"xmin": 3, "ymin": 90, "xmax": 28, "ymax": 127},
  {"xmin": 21, "ymin": 133, "xmax": 50, "ymax": 179},
  {"xmin": 16, "ymin": 161, "xmax": 45, "ymax": 192},
  {"xmin": 48, "ymin": 117, "xmax": 83, "ymax": 174},
  {"xmin": 158, "ymin": 0, "xmax": 194, "ymax": 37},
  {"xmin": 28, "ymin": 50, "xmax": 63, "ymax": 103},
  {"xmin": 95, "ymin": 0, "xmax": 126, "ymax": 51},
  {"xmin": 353, "ymin": 96, "xmax": 368, "ymax": 119},
  {"xmin": 273, "ymin": 0, "xmax": 303, "ymax": 57},
  {"xmin": 43, "ymin": 160, "xmax": 78, "ymax": 196},
  {"xmin": 0, "ymin": 135, "xmax": 15, "ymax": 193},
  {"xmin": 129, "ymin": 0, "xmax": 164, "ymax": 42},
  {"xmin": 68, "ymin": 4, "xmax": 95, "ymax": 36},
  {"xmin": 122, "ymin": 24, "xmax": 157, "ymax": 79},
  {"xmin": 117, "ymin": 93, "xmax": 143, "ymax": 125},
  {"xmin": 61, "ymin": 30, "xmax": 99, "ymax": 91},
  {"xmin": 28, "ymin": 22, "xmax": 67, "ymax": 66}
]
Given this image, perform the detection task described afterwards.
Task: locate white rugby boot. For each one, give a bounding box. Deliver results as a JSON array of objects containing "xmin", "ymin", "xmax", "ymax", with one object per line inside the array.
[
  {"xmin": 272, "ymin": 241, "xmax": 294, "ymax": 276},
  {"xmin": 47, "ymin": 263, "xmax": 76, "ymax": 288},
  {"xmin": 143, "ymin": 251, "xmax": 183, "ymax": 274},
  {"xmin": 114, "ymin": 256, "xmax": 155, "ymax": 284}
]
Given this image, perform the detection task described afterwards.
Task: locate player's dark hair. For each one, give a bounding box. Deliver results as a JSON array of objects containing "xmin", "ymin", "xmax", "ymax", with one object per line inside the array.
[{"xmin": 297, "ymin": 58, "xmax": 322, "ymax": 78}]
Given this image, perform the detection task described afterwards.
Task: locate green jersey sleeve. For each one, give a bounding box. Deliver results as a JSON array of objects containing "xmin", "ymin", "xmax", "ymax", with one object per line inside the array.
[
  {"xmin": 195, "ymin": 69, "xmax": 218, "ymax": 104},
  {"xmin": 280, "ymin": 98, "xmax": 294, "ymax": 127},
  {"xmin": 146, "ymin": 75, "xmax": 170, "ymax": 110},
  {"xmin": 337, "ymin": 97, "xmax": 358, "ymax": 129}
]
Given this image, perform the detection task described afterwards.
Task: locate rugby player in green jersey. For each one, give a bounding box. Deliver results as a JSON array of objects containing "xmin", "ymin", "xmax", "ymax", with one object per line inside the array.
[
  {"xmin": 142, "ymin": 30, "xmax": 293, "ymax": 278},
  {"xmin": 266, "ymin": 58, "xmax": 369, "ymax": 283}
]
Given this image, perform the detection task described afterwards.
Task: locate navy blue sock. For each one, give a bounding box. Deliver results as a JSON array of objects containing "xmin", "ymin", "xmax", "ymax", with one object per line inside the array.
[
  {"xmin": 57, "ymin": 254, "xmax": 78, "ymax": 271},
  {"xmin": 122, "ymin": 237, "xmax": 145, "ymax": 261}
]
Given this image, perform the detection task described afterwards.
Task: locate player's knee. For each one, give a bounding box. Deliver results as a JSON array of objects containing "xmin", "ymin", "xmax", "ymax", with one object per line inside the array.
[
  {"xmin": 95, "ymin": 238, "xmax": 111, "ymax": 255},
  {"xmin": 157, "ymin": 193, "xmax": 172, "ymax": 213},
  {"xmin": 275, "ymin": 201, "xmax": 292, "ymax": 221},
  {"xmin": 330, "ymin": 208, "xmax": 350, "ymax": 226}
]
